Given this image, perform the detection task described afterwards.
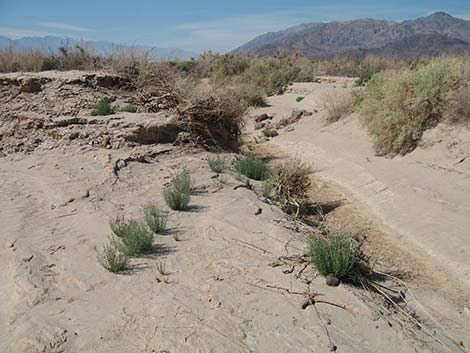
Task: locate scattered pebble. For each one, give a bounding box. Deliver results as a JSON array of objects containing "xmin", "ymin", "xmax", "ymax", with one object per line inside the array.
[{"xmin": 325, "ymin": 274, "xmax": 340, "ymax": 287}]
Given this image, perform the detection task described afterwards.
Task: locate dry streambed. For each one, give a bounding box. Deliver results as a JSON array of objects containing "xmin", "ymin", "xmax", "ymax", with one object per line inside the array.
[
  {"xmin": 0, "ymin": 145, "xmax": 455, "ymax": 353},
  {"xmin": 0, "ymin": 72, "xmax": 468, "ymax": 353}
]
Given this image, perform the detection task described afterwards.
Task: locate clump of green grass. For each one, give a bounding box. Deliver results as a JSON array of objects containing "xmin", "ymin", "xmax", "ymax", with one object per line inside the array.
[
  {"xmin": 144, "ymin": 205, "xmax": 168, "ymax": 234},
  {"xmin": 163, "ymin": 171, "xmax": 191, "ymax": 210},
  {"xmin": 208, "ymin": 155, "xmax": 225, "ymax": 173},
  {"xmin": 119, "ymin": 104, "xmax": 138, "ymax": 113},
  {"xmin": 310, "ymin": 225, "xmax": 359, "ymax": 279},
  {"xmin": 234, "ymin": 156, "xmax": 269, "ymax": 181},
  {"xmin": 98, "ymin": 236, "xmax": 129, "ymax": 273},
  {"xmin": 110, "ymin": 216, "xmax": 154, "ymax": 256},
  {"xmin": 91, "ymin": 97, "xmax": 114, "ymax": 116},
  {"xmin": 296, "ymin": 96, "xmax": 304, "ymax": 102}
]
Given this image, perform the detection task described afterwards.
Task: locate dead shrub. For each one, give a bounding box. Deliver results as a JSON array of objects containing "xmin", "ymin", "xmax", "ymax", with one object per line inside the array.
[
  {"xmin": 321, "ymin": 90, "xmax": 355, "ymax": 123},
  {"xmin": 269, "ymin": 160, "xmax": 312, "ymax": 216},
  {"xmin": 175, "ymin": 84, "xmax": 246, "ymax": 149}
]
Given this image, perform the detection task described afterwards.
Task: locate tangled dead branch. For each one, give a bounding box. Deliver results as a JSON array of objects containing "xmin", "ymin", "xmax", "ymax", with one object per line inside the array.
[
  {"xmin": 175, "ymin": 88, "xmax": 246, "ymax": 149},
  {"xmin": 270, "ymin": 160, "xmax": 312, "ymax": 216}
]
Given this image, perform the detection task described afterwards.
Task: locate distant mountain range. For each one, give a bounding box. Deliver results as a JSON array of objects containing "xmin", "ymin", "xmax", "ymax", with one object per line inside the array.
[
  {"xmin": 0, "ymin": 35, "xmax": 197, "ymax": 60},
  {"xmin": 232, "ymin": 12, "xmax": 470, "ymax": 59}
]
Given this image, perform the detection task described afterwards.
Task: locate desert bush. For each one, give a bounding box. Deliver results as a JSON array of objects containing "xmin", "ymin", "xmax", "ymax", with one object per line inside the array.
[
  {"xmin": 110, "ymin": 216, "xmax": 154, "ymax": 256},
  {"xmin": 269, "ymin": 160, "xmax": 311, "ymax": 215},
  {"xmin": 322, "ymin": 90, "xmax": 356, "ymax": 123},
  {"xmin": 361, "ymin": 58, "xmax": 470, "ymax": 155},
  {"xmin": 119, "ymin": 104, "xmax": 138, "ymax": 113},
  {"xmin": 355, "ymin": 69, "xmax": 376, "ymax": 86},
  {"xmin": 91, "ymin": 98, "xmax": 114, "ymax": 116},
  {"xmin": 445, "ymin": 84, "xmax": 470, "ymax": 125},
  {"xmin": 144, "ymin": 205, "xmax": 168, "ymax": 234},
  {"xmin": 164, "ymin": 171, "xmax": 191, "ymax": 210},
  {"xmin": 234, "ymin": 156, "xmax": 269, "ymax": 181},
  {"xmin": 208, "ymin": 155, "xmax": 225, "ymax": 173},
  {"xmin": 236, "ymin": 83, "xmax": 267, "ymax": 107},
  {"xmin": 310, "ymin": 225, "xmax": 359, "ymax": 279},
  {"xmin": 98, "ymin": 236, "xmax": 129, "ymax": 273},
  {"xmin": 212, "ymin": 54, "xmax": 250, "ymax": 82},
  {"xmin": 296, "ymin": 96, "xmax": 304, "ymax": 102}
]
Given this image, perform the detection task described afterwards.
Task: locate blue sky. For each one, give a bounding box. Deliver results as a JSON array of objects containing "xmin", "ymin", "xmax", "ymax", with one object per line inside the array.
[{"xmin": 1, "ymin": 0, "xmax": 470, "ymax": 53}]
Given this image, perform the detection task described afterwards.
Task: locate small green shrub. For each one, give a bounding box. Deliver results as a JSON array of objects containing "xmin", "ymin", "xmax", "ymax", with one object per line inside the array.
[
  {"xmin": 355, "ymin": 70, "xmax": 376, "ymax": 86},
  {"xmin": 119, "ymin": 104, "xmax": 138, "ymax": 113},
  {"xmin": 310, "ymin": 226, "xmax": 358, "ymax": 279},
  {"xmin": 164, "ymin": 171, "xmax": 191, "ymax": 210},
  {"xmin": 91, "ymin": 98, "xmax": 114, "ymax": 116},
  {"xmin": 110, "ymin": 216, "xmax": 154, "ymax": 256},
  {"xmin": 144, "ymin": 205, "xmax": 168, "ymax": 234},
  {"xmin": 98, "ymin": 237, "xmax": 129, "ymax": 273},
  {"xmin": 296, "ymin": 96, "xmax": 304, "ymax": 102},
  {"xmin": 234, "ymin": 156, "xmax": 269, "ymax": 181},
  {"xmin": 208, "ymin": 155, "xmax": 225, "ymax": 173}
]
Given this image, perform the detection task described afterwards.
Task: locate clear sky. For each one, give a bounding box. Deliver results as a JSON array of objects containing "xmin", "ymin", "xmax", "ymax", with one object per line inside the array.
[{"xmin": 1, "ymin": 0, "xmax": 470, "ymax": 53}]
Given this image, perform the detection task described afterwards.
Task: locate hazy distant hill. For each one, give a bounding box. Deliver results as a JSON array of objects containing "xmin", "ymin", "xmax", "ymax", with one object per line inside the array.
[
  {"xmin": 232, "ymin": 12, "xmax": 470, "ymax": 59},
  {"xmin": 0, "ymin": 35, "xmax": 198, "ymax": 60}
]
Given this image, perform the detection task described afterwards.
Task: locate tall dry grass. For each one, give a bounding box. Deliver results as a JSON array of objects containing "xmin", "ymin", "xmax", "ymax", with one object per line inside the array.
[{"xmin": 321, "ymin": 90, "xmax": 356, "ymax": 123}]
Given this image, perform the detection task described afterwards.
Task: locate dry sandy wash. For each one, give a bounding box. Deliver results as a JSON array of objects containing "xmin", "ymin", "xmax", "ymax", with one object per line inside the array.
[{"xmin": 0, "ymin": 72, "xmax": 469, "ymax": 353}]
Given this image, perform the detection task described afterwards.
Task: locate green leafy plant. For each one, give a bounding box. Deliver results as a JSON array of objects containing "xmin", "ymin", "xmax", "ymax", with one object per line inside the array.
[
  {"xmin": 309, "ymin": 225, "xmax": 358, "ymax": 279},
  {"xmin": 234, "ymin": 156, "xmax": 269, "ymax": 181},
  {"xmin": 296, "ymin": 96, "xmax": 304, "ymax": 102},
  {"xmin": 144, "ymin": 205, "xmax": 168, "ymax": 234},
  {"xmin": 110, "ymin": 216, "xmax": 154, "ymax": 256},
  {"xmin": 208, "ymin": 155, "xmax": 225, "ymax": 173},
  {"xmin": 163, "ymin": 171, "xmax": 191, "ymax": 210},
  {"xmin": 98, "ymin": 236, "xmax": 129, "ymax": 273},
  {"xmin": 91, "ymin": 98, "xmax": 114, "ymax": 116}
]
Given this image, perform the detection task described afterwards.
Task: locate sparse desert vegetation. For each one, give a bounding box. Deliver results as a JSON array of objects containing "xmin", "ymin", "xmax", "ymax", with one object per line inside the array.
[
  {"xmin": 98, "ymin": 236, "xmax": 129, "ymax": 273},
  {"xmin": 234, "ymin": 156, "xmax": 269, "ymax": 181},
  {"xmin": 91, "ymin": 97, "xmax": 114, "ymax": 116},
  {"xmin": 144, "ymin": 205, "xmax": 168, "ymax": 234},
  {"xmin": 310, "ymin": 225, "xmax": 359, "ymax": 279},
  {"xmin": 163, "ymin": 171, "xmax": 192, "ymax": 210},
  {"xmin": 110, "ymin": 216, "xmax": 154, "ymax": 256},
  {"xmin": 2, "ymin": 10, "xmax": 470, "ymax": 352},
  {"xmin": 207, "ymin": 155, "xmax": 226, "ymax": 173},
  {"xmin": 360, "ymin": 57, "xmax": 470, "ymax": 155},
  {"xmin": 322, "ymin": 90, "xmax": 356, "ymax": 123},
  {"xmin": 268, "ymin": 160, "xmax": 312, "ymax": 216}
]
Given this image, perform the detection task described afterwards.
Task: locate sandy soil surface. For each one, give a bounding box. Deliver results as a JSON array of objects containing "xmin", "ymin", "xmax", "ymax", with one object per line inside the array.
[
  {"xmin": 1, "ymin": 72, "xmax": 469, "ymax": 353},
  {"xmin": 249, "ymin": 78, "xmax": 470, "ymax": 333}
]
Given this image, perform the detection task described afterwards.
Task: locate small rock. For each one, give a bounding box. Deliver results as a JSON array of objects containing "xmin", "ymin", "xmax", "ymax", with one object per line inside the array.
[
  {"xmin": 263, "ymin": 129, "xmax": 279, "ymax": 138},
  {"xmin": 20, "ymin": 78, "xmax": 42, "ymax": 93},
  {"xmin": 328, "ymin": 343, "xmax": 337, "ymax": 352},
  {"xmin": 325, "ymin": 274, "xmax": 340, "ymax": 287},
  {"xmin": 23, "ymin": 255, "xmax": 34, "ymax": 262},
  {"xmin": 254, "ymin": 113, "xmax": 272, "ymax": 123},
  {"xmin": 254, "ymin": 122, "xmax": 265, "ymax": 130},
  {"xmin": 255, "ymin": 208, "xmax": 262, "ymax": 215}
]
